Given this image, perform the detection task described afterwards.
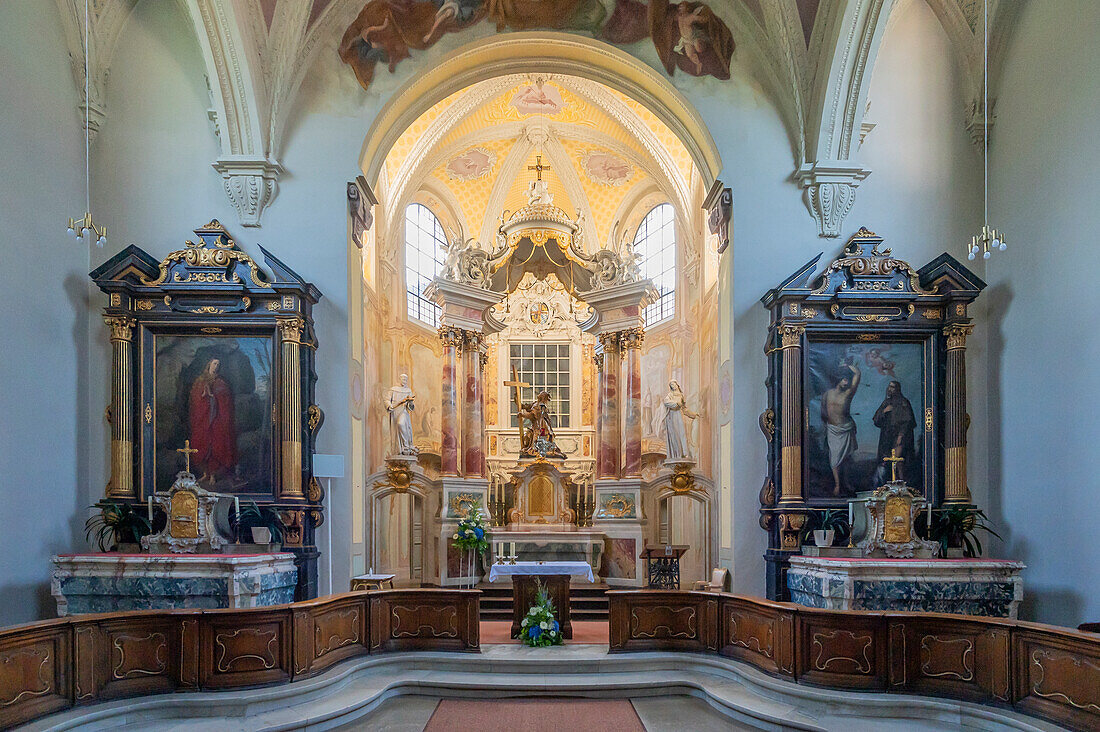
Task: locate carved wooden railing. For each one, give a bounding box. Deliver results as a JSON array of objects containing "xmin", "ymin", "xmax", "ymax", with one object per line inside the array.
[
  {"xmin": 0, "ymin": 589, "xmax": 479, "ymax": 729},
  {"xmin": 608, "ymin": 590, "xmax": 1100, "ymax": 731}
]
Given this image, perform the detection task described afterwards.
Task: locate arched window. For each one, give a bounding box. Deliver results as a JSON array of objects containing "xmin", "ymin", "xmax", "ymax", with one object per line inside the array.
[
  {"xmin": 634, "ymin": 203, "xmax": 676, "ymax": 326},
  {"xmin": 405, "ymin": 203, "xmax": 447, "ymax": 327}
]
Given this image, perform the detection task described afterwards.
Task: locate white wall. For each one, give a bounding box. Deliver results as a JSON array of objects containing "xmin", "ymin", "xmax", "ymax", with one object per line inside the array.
[
  {"xmin": 0, "ymin": 0, "xmax": 88, "ymax": 626},
  {"xmin": 985, "ymin": 0, "xmax": 1100, "ymax": 626}
]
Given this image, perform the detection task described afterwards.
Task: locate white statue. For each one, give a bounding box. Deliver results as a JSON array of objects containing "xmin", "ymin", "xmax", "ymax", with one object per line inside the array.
[
  {"xmin": 527, "ymin": 178, "xmax": 553, "ymax": 206},
  {"xmin": 386, "ymin": 374, "xmax": 418, "ymax": 456},
  {"xmin": 657, "ymin": 380, "xmax": 698, "ymax": 461}
]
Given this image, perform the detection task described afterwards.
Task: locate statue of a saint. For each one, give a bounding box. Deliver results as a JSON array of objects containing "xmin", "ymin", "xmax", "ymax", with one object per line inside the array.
[
  {"xmin": 518, "ymin": 390, "xmax": 566, "ymax": 460},
  {"xmin": 527, "ymin": 178, "xmax": 553, "ymax": 206},
  {"xmin": 386, "ymin": 374, "xmax": 418, "ymax": 456},
  {"xmin": 657, "ymin": 380, "xmax": 698, "ymax": 461}
]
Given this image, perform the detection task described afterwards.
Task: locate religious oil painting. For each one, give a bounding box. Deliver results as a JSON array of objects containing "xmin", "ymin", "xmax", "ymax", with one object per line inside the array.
[
  {"xmin": 154, "ymin": 334, "xmax": 274, "ymax": 495},
  {"xmin": 804, "ymin": 341, "xmax": 924, "ymax": 500}
]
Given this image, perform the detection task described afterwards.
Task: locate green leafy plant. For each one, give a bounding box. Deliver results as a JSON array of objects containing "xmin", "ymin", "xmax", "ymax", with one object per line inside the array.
[
  {"xmin": 235, "ymin": 500, "xmax": 285, "ymax": 544},
  {"xmin": 84, "ymin": 503, "xmax": 151, "ymax": 551},
  {"xmin": 801, "ymin": 508, "xmax": 850, "ymax": 545},
  {"xmin": 928, "ymin": 507, "xmax": 1002, "ymax": 557},
  {"xmin": 520, "ymin": 581, "xmax": 564, "ymax": 647}
]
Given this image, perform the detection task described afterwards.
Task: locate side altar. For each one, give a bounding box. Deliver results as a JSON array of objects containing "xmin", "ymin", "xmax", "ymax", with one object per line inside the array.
[{"xmin": 761, "ymin": 229, "xmax": 1024, "ymax": 617}]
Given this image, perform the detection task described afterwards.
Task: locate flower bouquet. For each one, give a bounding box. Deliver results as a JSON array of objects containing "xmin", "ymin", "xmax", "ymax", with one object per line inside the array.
[
  {"xmin": 451, "ymin": 500, "xmax": 490, "ymax": 555},
  {"xmin": 520, "ymin": 581, "xmax": 564, "ymax": 647}
]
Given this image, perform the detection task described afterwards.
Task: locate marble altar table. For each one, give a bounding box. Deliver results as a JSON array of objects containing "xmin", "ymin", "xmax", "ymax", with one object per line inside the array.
[
  {"xmin": 787, "ymin": 556, "xmax": 1025, "ymax": 618},
  {"xmin": 488, "ymin": 530, "xmax": 604, "ymax": 583},
  {"xmin": 489, "ymin": 561, "xmax": 594, "ymax": 639},
  {"xmin": 51, "ymin": 552, "xmax": 298, "ymax": 616}
]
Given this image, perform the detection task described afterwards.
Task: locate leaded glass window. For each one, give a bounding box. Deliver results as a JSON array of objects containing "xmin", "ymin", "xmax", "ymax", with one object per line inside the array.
[
  {"xmin": 634, "ymin": 203, "xmax": 676, "ymax": 326},
  {"xmin": 405, "ymin": 203, "xmax": 446, "ymax": 327},
  {"xmin": 508, "ymin": 343, "xmax": 571, "ymax": 429}
]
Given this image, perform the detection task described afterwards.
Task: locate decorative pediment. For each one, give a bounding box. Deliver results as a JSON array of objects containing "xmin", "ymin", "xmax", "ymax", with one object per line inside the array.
[
  {"xmin": 809, "ymin": 228, "xmax": 933, "ymax": 297},
  {"xmin": 139, "ymin": 220, "xmax": 271, "ymax": 291}
]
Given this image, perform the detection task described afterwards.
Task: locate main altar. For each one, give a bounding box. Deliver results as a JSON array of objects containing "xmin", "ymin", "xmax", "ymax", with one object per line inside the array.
[{"xmin": 364, "ymin": 173, "xmax": 718, "ymax": 590}]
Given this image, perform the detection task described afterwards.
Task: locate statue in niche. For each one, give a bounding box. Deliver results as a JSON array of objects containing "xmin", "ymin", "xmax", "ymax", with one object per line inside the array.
[
  {"xmin": 386, "ymin": 374, "xmax": 419, "ymax": 457},
  {"xmin": 657, "ymin": 380, "xmax": 698, "ymax": 461}
]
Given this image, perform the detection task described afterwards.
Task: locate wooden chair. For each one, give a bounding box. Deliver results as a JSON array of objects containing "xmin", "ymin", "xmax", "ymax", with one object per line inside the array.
[{"xmin": 692, "ymin": 567, "xmax": 731, "ymax": 593}]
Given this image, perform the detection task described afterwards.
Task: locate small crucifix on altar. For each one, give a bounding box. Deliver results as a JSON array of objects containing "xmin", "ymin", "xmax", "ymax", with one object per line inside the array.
[
  {"xmin": 883, "ymin": 448, "xmax": 904, "ymax": 483},
  {"xmin": 177, "ymin": 439, "xmax": 198, "ymax": 474}
]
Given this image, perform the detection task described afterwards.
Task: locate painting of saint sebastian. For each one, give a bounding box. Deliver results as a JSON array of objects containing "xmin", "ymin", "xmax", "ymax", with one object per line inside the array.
[{"xmin": 189, "ymin": 357, "xmax": 237, "ymax": 484}]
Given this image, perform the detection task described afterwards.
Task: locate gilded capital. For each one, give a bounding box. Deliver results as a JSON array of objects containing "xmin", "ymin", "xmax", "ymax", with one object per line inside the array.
[
  {"xmin": 944, "ymin": 323, "xmax": 974, "ymax": 351},
  {"xmin": 593, "ymin": 352, "xmax": 605, "ymax": 372},
  {"xmin": 438, "ymin": 325, "xmax": 465, "ymax": 348},
  {"xmin": 620, "ymin": 327, "xmax": 645, "ymax": 350},
  {"xmin": 104, "ymin": 315, "xmax": 137, "ymax": 342},
  {"xmin": 277, "ymin": 316, "xmax": 305, "ymax": 342},
  {"xmin": 462, "ymin": 330, "xmax": 483, "ymax": 353},
  {"xmin": 779, "ymin": 323, "xmax": 805, "ymax": 349},
  {"xmin": 597, "ymin": 331, "xmax": 621, "ymax": 351}
]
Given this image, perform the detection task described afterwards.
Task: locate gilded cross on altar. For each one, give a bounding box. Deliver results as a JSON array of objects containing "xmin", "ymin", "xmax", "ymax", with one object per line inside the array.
[
  {"xmin": 176, "ymin": 440, "xmax": 198, "ymax": 473},
  {"xmin": 528, "ymin": 155, "xmax": 550, "ymax": 181},
  {"xmin": 883, "ymin": 448, "xmax": 904, "ymax": 482}
]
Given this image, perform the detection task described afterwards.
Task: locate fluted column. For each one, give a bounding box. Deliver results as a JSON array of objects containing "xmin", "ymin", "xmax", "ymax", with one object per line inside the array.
[
  {"xmin": 944, "ymin": 323, "xmax": 974, "ymax": 504},
  {"xmin": 620, "ymin": 328, "xmax": 645, "ymax": 477},
  {"xmin": 462, "ymin": 332, "xmax": 485, "ymax": 477},
  {"xmin": 105, "ymin": 315, "xmax": 137, "ymax": 499},
  {"xmin": 777, "ymin": 324, "xmax": 805, "ymax": 503},
  {"xmin": 439, "ymin": 326, "xmax": 463, "ymax": 476},
  {"xmin": 596, "ymin": 333, "xmax": 622, "ymax": 479},
  {"xmin": 277, "ymin": 316, "xmax": 305, "ymax": 498}
]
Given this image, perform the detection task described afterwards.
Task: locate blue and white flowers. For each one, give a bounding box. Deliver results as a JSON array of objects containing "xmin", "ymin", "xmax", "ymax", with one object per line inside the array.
[
  {"xmin": 519, "ymin": 581, "xmax": 563, "ymax": 648},
  {"xmin": 451, "ymin": 500, "xmax": 490, "ymax": 555}
]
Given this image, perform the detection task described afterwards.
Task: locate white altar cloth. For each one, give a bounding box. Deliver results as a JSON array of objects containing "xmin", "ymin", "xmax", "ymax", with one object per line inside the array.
[{"xmin": 488, "ymin": 561, "xmax": 594, "ymax": 583}]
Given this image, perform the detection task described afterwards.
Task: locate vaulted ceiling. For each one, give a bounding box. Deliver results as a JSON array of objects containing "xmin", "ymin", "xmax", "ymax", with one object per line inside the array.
[
  {"xmin": 381, "ymin": 74, "xmax": 696, "ymax": 251},
  {"xmin": 57, "ymin": 0, "xmax": 1020, "ymax": 236}
]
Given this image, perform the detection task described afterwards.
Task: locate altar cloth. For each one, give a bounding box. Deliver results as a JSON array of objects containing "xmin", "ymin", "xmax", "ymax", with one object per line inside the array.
[{"xmin": 488, "ymin": 561, "xmax": 594, "ymax": 583}]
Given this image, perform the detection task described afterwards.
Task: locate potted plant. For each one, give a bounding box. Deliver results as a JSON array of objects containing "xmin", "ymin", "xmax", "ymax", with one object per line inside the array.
[
  {"xmin": 236, "ymin": 500, "xmax": 285, "ymax": 547},
  {"xmin": 928, "ymin": 507, "xmax": 1002, "ymax": 558},
  {"xmin": 84, "ymin": 503, "xmax": 151, "ymax": 552},
  {"xmin": 802, "ymin": 509, "xmax": 849, "ymax": 547},
  {"xmin": 452, "ymin": 500, "xmax": 490, "ymax": 587}
]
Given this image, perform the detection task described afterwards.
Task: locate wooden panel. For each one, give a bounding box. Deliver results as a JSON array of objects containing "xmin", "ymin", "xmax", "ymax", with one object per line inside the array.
[
  {"xmin": 200, "ymin": 611, "xmax": 292, "ymax": 689},
  {"xmin": 719, "ymin": 596, "xmax": 795, "ymax": 678},
  {"xmin": 796, "ymin": 610, "xmax": 886, "ymax": 690},
  {"xmin": 1014, "ymin": 628, "xmax": 1100, "ymax": 730},
  {"xmin": 96, "ymin": 616, "xmax": 180, "ymax": 700},
  {"xmin": 0, "ymin": 623, "xmax": 71, "ymax": 729},
  {"xmin": 608, "ymin": 591, "xmax": 718, "ymax": 653},
  {"xmin": 369, "ymin": 590, "xmax": 479, "ymax": 653},
  {"xmin": 295, "ymin": 596, "xmax": 370, "ymax": 676},
  {"xmin": 886, "ymin": 616, "xmax": 1011, "ymax": 704}
]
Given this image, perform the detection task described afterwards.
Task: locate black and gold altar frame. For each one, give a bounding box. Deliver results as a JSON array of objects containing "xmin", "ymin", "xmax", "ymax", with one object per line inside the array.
[
  {"xmin": 90, "ymin": 220, "xmax": 324, "ymax": 600},
  {"xmin": 758, "ymin": 228, "xmax": 985, "ymax": 601}
]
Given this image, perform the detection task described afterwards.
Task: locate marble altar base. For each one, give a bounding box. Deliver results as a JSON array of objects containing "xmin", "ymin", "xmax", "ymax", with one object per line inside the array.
[
  {"xmin": 489, "ymin": 530, "xmax": 605, "ymax": 584},
  {"xmin": 787, "ymin": 556, "xmax": 1025, "ymax": 618},
  {"xmin": 51, "ymin": 553, "xmax": 298, "ymax": 616}
]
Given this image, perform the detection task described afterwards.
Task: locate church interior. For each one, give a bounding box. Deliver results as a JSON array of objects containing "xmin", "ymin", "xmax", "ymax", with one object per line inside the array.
[{"xmin": 1, "ymin": 0, "xmax": 1098, "ymax": 730}]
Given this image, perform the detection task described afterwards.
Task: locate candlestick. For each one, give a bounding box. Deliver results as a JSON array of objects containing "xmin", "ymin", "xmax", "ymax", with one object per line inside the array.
[
  {"xmin": 927, "ymin": 499, "xmax": 933, "ymax": 533},
  {"xmin": 147, "ymin": 496, "xmax": 153, "ymax": 523}
]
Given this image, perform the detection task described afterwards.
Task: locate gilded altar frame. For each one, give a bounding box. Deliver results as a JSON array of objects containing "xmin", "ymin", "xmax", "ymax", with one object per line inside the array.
[
  {"xmin": 758, "ymin": 228, "xmax": 985, "ymax": 601},
  {"xmin": 90, "ymin": 220, "xmax": 324, "ymax": 600}
]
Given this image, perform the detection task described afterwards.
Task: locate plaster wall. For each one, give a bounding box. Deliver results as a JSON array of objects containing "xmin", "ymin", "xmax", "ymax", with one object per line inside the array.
[
  {"xmin": 985, "ymin": 0, "xmax": 1100, "ymax": 626},
  {"xmin": 0, "ymin": 0, "xmax": 89, "ymax": 626}
]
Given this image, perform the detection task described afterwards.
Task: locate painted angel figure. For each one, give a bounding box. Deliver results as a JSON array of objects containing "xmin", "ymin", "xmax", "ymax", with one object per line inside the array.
[
  {"xmin": 386, "ymin": 373, "xmax": 419, "ymax": 456},
  {"xmin": 657, "ymin": 380, "xmax": 698, "ymax": 461}
]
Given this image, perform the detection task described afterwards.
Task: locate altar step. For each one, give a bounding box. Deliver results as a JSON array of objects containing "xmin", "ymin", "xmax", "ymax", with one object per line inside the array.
[{"xmin": 476, "ymin": 583, "xmax": 610, "ymax": 622}]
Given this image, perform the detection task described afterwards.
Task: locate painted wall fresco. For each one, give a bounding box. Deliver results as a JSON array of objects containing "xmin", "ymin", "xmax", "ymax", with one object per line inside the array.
[{"xmin": 339, "ymin": 0, "xmax": 734, "ymax": 91}]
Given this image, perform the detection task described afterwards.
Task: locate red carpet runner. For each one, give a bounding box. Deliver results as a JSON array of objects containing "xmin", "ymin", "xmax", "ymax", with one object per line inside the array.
[
  {"xmin": 425, "ymin": 699, "xmax": 644, "ymax": 732},
  {"xmin": 480, "ymin": 620, "xmax": 609, "ymax": 644}
]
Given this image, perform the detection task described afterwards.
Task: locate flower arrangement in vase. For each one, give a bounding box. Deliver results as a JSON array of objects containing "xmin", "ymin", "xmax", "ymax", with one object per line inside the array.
[
  {"xmin": 451, "ymin": 500, "xmax": 490, "ymax": 555},
  {"xmin": 520, "ymin": 581, "xmax": 563, "ymax": 648}
]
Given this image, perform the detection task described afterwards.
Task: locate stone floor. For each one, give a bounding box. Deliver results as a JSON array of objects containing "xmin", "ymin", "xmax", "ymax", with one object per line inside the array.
[{"xmin": 330, "ymin": 695, "xmax": 750, "ymax": 731}]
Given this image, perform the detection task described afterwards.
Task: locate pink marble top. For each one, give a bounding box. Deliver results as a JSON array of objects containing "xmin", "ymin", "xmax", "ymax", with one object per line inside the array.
[{"xmin": 57, "ymin": 552, "xmax": 293, "ymax": 559}]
